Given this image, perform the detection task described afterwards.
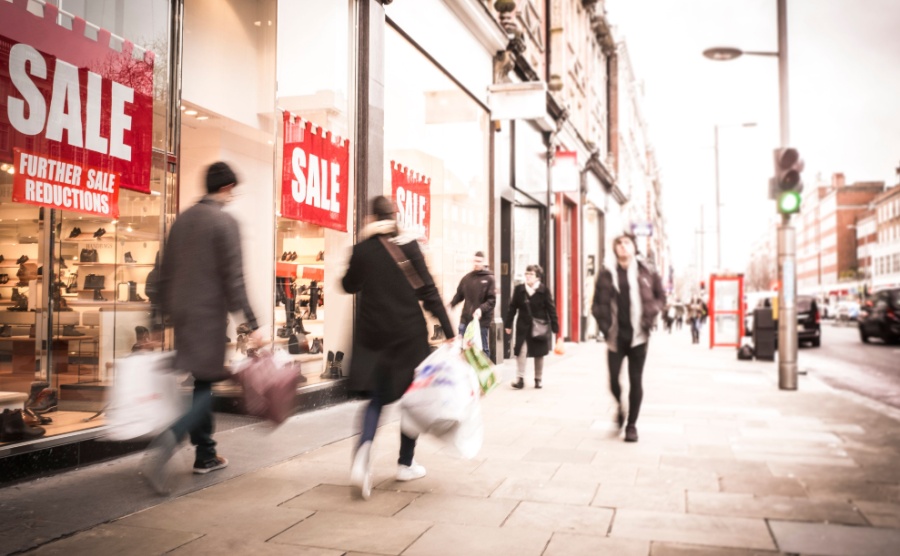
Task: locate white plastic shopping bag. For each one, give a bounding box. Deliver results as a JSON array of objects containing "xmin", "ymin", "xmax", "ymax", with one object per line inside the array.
[
  {"xmin": 462, "ymin": 320, "xmax": 499, "ymax": 395},
  {"xmin": 400, "ymin": 340, "xmax": 484, "ymax": 458},
  {"xmin": 104, "ymin": 351, "xmax": 182, "ymax": 441}
]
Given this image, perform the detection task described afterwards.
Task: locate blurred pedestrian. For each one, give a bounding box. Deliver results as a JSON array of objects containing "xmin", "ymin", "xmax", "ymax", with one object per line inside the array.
[
  {"xmin": 343, "ymin": 196, "xmax": 454, "ymax": 500},
  {"xmin": 591, "ymin": 234, "xmax": 664, "ymax": 442},
  {"xmin": 675, "ymin": 303, "xmax": 685, "ymax": 330},
  {"xmin": 504, "ymin": 264, "xmax": 559, "ymax": 390},
  {"xmin": 688, "ymin": 297, "xmax": 703, "ymax": 344},
  {"xmin": 449, "ymin": 250, "xmax": 496, "ymax": 359},
  {"xmin": 142, "ymin": 161, "xmax": 263, "ymax": 494}
]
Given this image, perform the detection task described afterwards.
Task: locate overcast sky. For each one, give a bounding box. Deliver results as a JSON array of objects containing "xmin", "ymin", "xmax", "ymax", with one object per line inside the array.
[{"xmin": 605, "ymin": 0, "xmax": 900, "ymax": 277}]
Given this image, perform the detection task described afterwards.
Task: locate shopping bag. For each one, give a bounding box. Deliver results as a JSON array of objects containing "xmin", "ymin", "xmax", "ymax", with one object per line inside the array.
[
  {"xmin": 231, "ymin": 349, "xmax": 300, "ymax": 425},
  {"xmin": 104, "ymin": 351, "xmax": 181, "ymax": 441},
  {"xmin": 400, "ymin": 340, "xmax": 483, "ymax": 458},
  {"xmin": 463, "ymin": 320, "xmax": 499, "ymax": 395}
]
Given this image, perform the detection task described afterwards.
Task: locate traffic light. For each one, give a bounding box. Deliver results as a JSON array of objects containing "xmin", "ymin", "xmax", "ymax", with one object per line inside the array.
[{"xmin": 773, "ymin": 148, "xmax": 804, "ymax": 214}]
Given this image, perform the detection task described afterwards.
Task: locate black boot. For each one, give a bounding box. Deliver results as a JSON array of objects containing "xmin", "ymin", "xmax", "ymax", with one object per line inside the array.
[
  {"xmin": 128, "ymin": 281, "xmax": 145, "ymax": 302},
  {"xmin": 321, "ymin": 351, "xmax": 335, "ymax": 379},
  {"xmin": 0, "ymin": 409, "xmax": 46, "ymax": 442},
  {"xmin": 93, "ymin": 288, "xmax": 106, "ymax": 301},
  {"xmin": 331, "ymin": 351, "xmax": 344, "ymax": 378}
]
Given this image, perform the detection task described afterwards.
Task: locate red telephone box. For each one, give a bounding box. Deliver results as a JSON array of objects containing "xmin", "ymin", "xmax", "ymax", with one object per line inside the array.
[{"xmin": 709, "ymin": 274, "xmax": 744, "ymax": 348}]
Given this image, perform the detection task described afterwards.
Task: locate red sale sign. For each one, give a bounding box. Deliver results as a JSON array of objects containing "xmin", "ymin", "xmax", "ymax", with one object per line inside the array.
[
  {"xmin": 391, "ymin": 161, "xmax": 431, "ymax": 242},
  {"xmin": 0, "ymin": 0, "xmax": 155, "ymax": 195},
  {"xmin": 281, "ymin": 112, "xmax": 349, "ymax": 232},
  {"xmin": 12, "ymin": 148, "xmax": 119, "ymax": 218}
]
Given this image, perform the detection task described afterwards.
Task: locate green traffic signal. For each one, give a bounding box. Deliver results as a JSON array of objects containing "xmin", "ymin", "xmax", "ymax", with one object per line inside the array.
[{"xmin": 778, "ymin": 190, "xmax": 801, "ymax": 214}]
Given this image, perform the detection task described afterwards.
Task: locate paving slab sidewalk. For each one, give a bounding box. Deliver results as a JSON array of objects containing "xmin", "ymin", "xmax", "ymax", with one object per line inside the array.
[{"xmin": 13, "ymin": 331, "xmax": 900, "ymax": 556}]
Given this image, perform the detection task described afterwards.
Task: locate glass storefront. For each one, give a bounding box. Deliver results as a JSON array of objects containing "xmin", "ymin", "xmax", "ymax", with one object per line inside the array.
[
  {"xmin": 384, "ymin": 25, "xmax": 491, "ymax": 340},
  {"xmin": 1, "ymin": 0, "xmax": 173, "ymax": 446}
]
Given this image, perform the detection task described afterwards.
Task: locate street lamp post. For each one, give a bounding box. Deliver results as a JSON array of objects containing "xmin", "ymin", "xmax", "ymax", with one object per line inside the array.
[
  {"xmin": 714, "ymin": 122, "xmax": 757, "ymax": 271},
  {"xmin": 704, "ymin": 0, "xmax": 796, "ymax": 390}
]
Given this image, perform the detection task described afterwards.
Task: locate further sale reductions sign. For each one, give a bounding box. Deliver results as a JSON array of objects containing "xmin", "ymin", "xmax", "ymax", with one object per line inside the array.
[
  {"xmin": 391, "ymin": 161, "xmax": 430, "ymax": 241},
  {"xmin": 281, "ymin": 112, "xmax": 349, "ymax": 232},
  {"xmin": 1, "ymin": 0, "xmax": 155, "ymax": 212}
]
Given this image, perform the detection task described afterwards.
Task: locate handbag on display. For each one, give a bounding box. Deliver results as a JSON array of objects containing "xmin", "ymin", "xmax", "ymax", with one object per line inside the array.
[
  {"xmin": 83, "ymin": 274, "xmax": 105, "ymax": 290},
  {"xmin": 80, "ymin": 248, "xmax": 99, "ymax": 263}
]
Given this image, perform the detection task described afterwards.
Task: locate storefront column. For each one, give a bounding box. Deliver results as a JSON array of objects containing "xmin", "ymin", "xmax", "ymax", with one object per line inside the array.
[{"xmin": 356, "ymin": 0, "xmax": 387, "ymax": 226}]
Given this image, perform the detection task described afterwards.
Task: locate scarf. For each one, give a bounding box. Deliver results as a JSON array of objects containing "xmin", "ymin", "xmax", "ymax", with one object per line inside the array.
[{"xmin": 525, "ymin": 280, "xmax": 540, "ymax": 297}]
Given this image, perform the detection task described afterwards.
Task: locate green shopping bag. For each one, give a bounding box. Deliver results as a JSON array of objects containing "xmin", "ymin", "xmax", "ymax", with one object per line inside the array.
[{"xmin": 463, "ymin": 320, "xmax": 499, "ymax": 395}]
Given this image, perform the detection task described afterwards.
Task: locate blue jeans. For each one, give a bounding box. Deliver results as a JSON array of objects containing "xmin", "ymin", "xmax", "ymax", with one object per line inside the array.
[
  {"xmin": 459, "ymin": 321, "xmax": 490, "ymax": 360},
  {"xmin": 170, "ymin": 380, "xmax": 216, "ymax": 464},
  {"xmin": 360, "ymin": 389, "xmax": 416, "ymax": 466}
]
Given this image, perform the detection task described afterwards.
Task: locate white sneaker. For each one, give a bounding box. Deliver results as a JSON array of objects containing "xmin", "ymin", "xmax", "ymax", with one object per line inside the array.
[
  {"xmin": 396, "ymin": 461, "xmax": 427, "ymax": 482},
  {"xmin": 350, "ymin": 441, "xmax": 372, "ymax": 500}
]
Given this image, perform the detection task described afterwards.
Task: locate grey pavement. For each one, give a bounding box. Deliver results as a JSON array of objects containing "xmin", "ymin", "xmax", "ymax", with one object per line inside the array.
[{"xmin": 7, "ymin": 329, "xmax": 900, "ymax": 555}]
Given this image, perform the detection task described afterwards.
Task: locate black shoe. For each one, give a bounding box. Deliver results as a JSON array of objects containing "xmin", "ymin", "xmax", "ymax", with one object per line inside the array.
[
  {"xmin": 534, "ymin": 379, "xmax": 542, "ymax": 389},
  {"xmin": 321, "ymin": 351, "xmax": 335, "ymax": 379},
  {"xmin": 16, "ymin": 255, "xmax": 28, "ymax": 265},
  {"xmin": 124, "ymin": 252, "xmax": 136, "ymax": 263},
  {"xmin": 193, "ymin": 455, "xmax": 229, "ymax": 474},
  {"xmin": 93, "ymin": 228, "xmax": 105, "ymax": 239},
  {"xmin": 624, "ymin": 425, "xmax": 638, "ymax": 442},
  {"xmin": 332, "ymin": 351, "xmax": 344, "ymax": 378},
  {"xmin": 511, "ymin": 377, "xmax": 524, "ymax": 389},
  {"xmin": 68, "ymin": 227, "xmax": 81, "ymax": 238},
  {"xmin": 63, "ymin": 324, "xmax": 85, "ymax": 337},
  {"xmin": 0, "ymin": 409, "xmax": 46, "ymax": 442},
  {"xmin": 615, "ymin": 406, "xmax": 625, "ymax": 430}
]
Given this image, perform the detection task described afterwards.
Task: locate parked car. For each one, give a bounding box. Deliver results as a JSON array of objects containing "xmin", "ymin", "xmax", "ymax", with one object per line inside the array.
[
  {"xmin": 858, "ymin": 288, "xmax": 900, "ymax": 344},
  {"xmin": 745, "ymin": 295, "xmax": 820, "ymax": 347}
]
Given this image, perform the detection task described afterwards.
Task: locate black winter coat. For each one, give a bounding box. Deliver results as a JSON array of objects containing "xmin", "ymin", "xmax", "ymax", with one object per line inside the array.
[
  {"xmin": 504, "ymin": 283, "xmax": 559, "ymax": 358},
  {"xmin": 342, "ymin": 225, "xmax": 453, "ymax": 404},
  {"xmin": 591, "ymin": 261, "xmax": 665, "ymax": 351},
  {"xmin": 160, "ymin": 197, "xmax": 257, "ymax": 381},
  {"xmin": 449, "ymin": 269, "xmax": 496, "ymax": 328}
]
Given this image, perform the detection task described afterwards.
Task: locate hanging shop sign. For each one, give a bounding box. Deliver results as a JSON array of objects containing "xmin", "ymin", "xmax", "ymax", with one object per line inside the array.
[
  {"xmin": 550, "ymin": 150, "xmax": 579, "ymax": 193},
  {"xmin": 0, "ymin": 0, "xmax": 155, "ymax": 196},
  {"xmin": 281, "ymin": 112, "xmax": 349, "ymax": 232},
  {"xmin": 390, "ymin": 161, "xmax": 430, "ymax": 242}
]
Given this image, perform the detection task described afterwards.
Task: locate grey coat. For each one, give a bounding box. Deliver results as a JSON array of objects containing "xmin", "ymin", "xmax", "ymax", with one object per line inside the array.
[{"xmin": 160, "ymin": 196, "xmax": 257, "ymax": 381}]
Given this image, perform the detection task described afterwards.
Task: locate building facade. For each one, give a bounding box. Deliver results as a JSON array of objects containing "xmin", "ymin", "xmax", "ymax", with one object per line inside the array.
[
  {"xmin": 0, "ymin": 0, "xmax": 665, "ymax": 473},
  {"xmin": 870, "ymin": 183, "xmax": 900, "ymax": 290}
]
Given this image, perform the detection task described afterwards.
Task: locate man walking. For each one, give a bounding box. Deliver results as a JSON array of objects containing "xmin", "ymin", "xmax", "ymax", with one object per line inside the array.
[
  {"xmin": 143, "ymin": 161, "xmax": 263, "ymax": 494},
  {"xmin": 449, "ymin": 251, "xmax": 496, "ymax": 359},
  {"xmin": 591, "ymin": 234, "xmax": 664, "ymax": 442}
]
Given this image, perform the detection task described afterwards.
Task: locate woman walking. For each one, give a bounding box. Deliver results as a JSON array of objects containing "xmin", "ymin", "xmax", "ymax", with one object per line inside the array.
[
  {"xmin": 342, "ymin": 196, "xmax": 453, "ymax": 500},
  {"xmin": 504, "ymin": 264, "xmax": 559, "ymax": 389}
]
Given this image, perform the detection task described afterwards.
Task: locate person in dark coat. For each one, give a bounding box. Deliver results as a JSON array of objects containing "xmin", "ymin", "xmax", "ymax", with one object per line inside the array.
[
  {"xmin": 591, "ymin": 233, "xmax": 665, "ymax": 443},
  {"xmin": 449, "ymin": 250, "xmax": 496, "ymax": 359},
  {"xmin": 504, "ymin": 264, "xmax": 559, "ymax": 390},
  {"xmin": 343, "ymin": 196, "xmax": 453, "ymax": 500},
  {"xmin": 142, "ymin": 161, "xmax": 263, "ymax": 494}
]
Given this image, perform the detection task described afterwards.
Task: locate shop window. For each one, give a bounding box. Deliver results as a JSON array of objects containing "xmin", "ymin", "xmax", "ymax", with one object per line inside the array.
[{"xmin": 384, "ymin": 27, "xmax": 490, "ymax": 343}]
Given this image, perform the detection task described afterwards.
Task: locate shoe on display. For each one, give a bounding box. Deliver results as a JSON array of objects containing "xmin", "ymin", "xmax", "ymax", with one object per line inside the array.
[
  {"xmin": 332, "ymin": 351, "xmax": 344, "ymax": 378},
  {"xmin": 511, "ymin": 377, "xmax": 524, "ymax": 389},
  {"xmin": 0, "ymin": 409, "xmax": 46, "ymax": 442},
  {"xmin": 193, "ymin": 455, "xmax": 229, "ymax": 475},
  {"xmin": 124, "ymin": 252, "xmax": 136, "ymax": 263},
  {"xmin": 0, "ymin": 274, "xmax": 7, "ymax": 284},
  {"xmin": 16, "ymin": 255, "xmax": 28, "ymax": 265},
  {"xmin": 62, "ymin": 324, "xmax": 85, "ymax": 337},
  {"xmin": 93, "ymin": 228, "xmax": 106, "ymax": 239},
  {"xmin": 624, "ymin": 425, "xmax": 638, "ymax": 443},
  {"xmin": 350, "ymin": 440, "xmax": 372, "ymax": 500},
  {"xmin": 321, "ymin": 351, "xmax": 335, "ymax": 379},
  {"xmin": 0, "ymin": 325, "xmax": 11, "ymax": 338},
  {"xmin": 141, "ymin": 430, "xmax": 179, "ymax": 495},
  {"xmin": 68, "ymin": 227, "xmax": 81, "ymax": 238},
  {"xmin": 58, "ymin": 257, "xmax": 67, "ymax": 269},
  {"xmin": 396, "ymin": 461, "xmax": 426, "ymax": 482},
  {"xmin": 28, "ymin": 388, "xmax": 59, "ymax": 414}
]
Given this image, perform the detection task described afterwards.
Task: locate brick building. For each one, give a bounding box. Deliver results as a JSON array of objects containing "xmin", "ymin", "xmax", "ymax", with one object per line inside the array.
[
  {"xmin": 797, "ymin": 173, "xmax": 884, "ymax": 297},
  {"xmin": 870, "ymin": 184, "xmax": 900, "ymax": 289}
]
